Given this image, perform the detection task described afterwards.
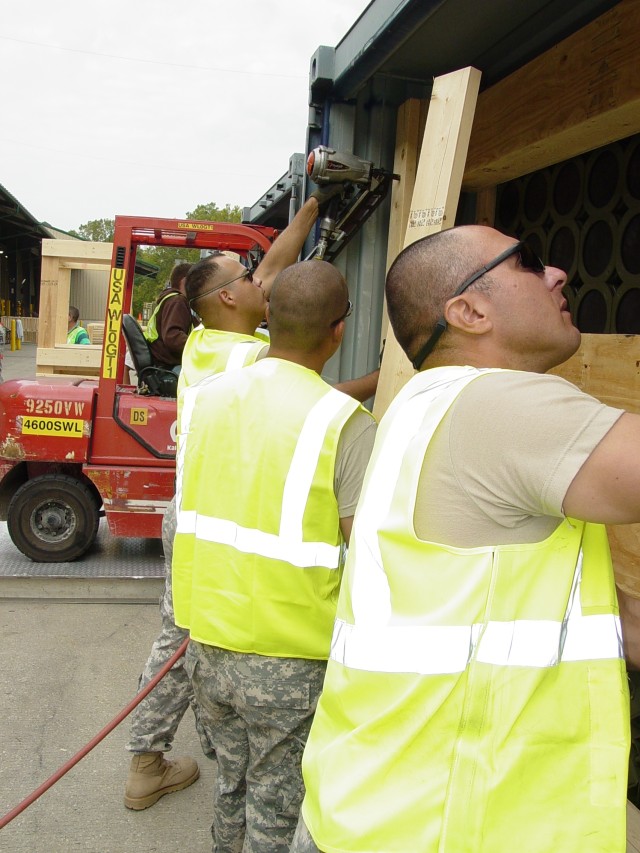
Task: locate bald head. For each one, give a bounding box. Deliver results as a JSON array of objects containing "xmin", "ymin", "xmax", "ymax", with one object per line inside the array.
[
  {"xmin": 386, "ymin": 226, "xmax": 496, "ymax": 363},
  {"xmin": 269, "ymin": 261, "xmax": 349, "ymax": 353}
]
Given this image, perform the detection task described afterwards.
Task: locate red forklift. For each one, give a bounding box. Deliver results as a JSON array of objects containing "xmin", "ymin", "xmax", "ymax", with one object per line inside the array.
[{"xmin": 0, "ymin": 216, "xmax": 277, "ymax": 561}]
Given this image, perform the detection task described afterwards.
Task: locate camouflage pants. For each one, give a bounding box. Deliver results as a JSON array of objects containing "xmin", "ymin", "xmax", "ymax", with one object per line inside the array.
[
  {"xmin": 289, "ymin": 814, "xmax": 323, "ymax": 852},
  {"xmin": 126, "ymin": 496, "xmax": 201, "ymax": 754},
  {"xmin": 186, "ymin": 641, "xmax": 326, "ymax": 853}
]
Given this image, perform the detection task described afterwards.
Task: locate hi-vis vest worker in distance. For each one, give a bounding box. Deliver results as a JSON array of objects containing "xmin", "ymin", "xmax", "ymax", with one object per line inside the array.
[{"xmin": 293, "ymin": 226, "xmax": 640, "ymax": 853}]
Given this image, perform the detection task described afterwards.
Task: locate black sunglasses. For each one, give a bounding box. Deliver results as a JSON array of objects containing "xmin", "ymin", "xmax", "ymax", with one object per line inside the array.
[
  {"xmin": 410, "ymin": 240, "xmax": 545, "ymax": 370},
  {"xmin": 189, "ymin": 267, "xmax": 254, "ymax": 306},
  {"xmin": 330, "ymin": 299, "xmax": 353, "ymax": 327}
]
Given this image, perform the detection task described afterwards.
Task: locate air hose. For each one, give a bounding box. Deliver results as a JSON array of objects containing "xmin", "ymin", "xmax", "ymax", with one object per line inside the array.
[{"xmin": 0, "ymin": 635, "xmax": 190, "ymax": 830}]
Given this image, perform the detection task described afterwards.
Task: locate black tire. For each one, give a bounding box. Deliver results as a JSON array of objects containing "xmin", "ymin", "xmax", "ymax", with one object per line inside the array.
[{"xmin": 7, "ymin": 474, "xmax": 100, "ymax": 562}]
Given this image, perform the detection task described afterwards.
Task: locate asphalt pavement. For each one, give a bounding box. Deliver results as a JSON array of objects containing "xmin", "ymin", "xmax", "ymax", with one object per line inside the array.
[{"xmin": 0, "ymin": 342, "xmax": 216, "ymax": 852}]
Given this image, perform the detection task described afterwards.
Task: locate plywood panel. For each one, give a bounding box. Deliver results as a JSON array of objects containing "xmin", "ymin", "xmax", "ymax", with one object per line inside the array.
[
  {"xmin": 379, "ymin": 98, "xmax": 428, "ymax": 346},
  {"xmin": 41, "ymin": 239, "xmax": 112, "ymax": 261},
  {"xmin": 464, "ymin": 0, "xmax": 640, "ymax": 190},
  {"xmin": 374, "ymin": 67, "xmax": 481, "ymax": 419},
  {"xmin": 550, "ymin": 334, "xmax": 640, "ymax": 597}
]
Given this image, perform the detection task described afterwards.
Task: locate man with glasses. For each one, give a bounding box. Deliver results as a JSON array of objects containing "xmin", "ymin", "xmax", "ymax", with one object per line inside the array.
[
  {"xmin": 292, "ymin": 225, "xmax": 638, "ymax": 852},
  {"xmin": 172, "ymin": 260, "xmax": 376, "ymax": 851},
  {"xmin": 123, "ymin": 190, "xmax": 376, "ymax": 811}
]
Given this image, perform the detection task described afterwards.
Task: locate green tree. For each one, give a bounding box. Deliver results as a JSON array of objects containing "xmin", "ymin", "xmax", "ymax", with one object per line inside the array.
[
  {"xmin": 186, "ymin": 202, "xmax": 241, "ymax": 222},
  {"xmin": 69, "ymin": 218, "xmax": 115, "ymax": 242}
]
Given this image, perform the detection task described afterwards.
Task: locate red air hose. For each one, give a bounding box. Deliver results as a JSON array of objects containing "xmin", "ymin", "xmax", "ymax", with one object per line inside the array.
[{"xmin": 0, "ymin": 635, "xmax": 190, "ymax": 830}]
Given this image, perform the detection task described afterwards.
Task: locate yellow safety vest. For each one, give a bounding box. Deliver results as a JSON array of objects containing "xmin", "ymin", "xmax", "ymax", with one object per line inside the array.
[
  {"xmin": 301, "ymin": 366, "xmax": 629, "ymax": 853},
  {"xmin": 178, "ymin": 327, "xmax": 268, "ymax": 395},
  {"xmin": 173, "ymin": 358, "xmax": 363, "ymax": 659},
  {"xmin": 144, "ymin": 291, "xmax": 184, "ymax": 343}
]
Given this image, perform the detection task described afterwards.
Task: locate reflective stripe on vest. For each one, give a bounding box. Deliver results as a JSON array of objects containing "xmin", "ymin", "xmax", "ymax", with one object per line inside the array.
[
  {"xmin": 331, "ymin": 570, "xmax": 623, "ymax": 674},
  {"xmin": 177, "ymin": 374, "xmax": 356, "ymax": 569},
  {"xmin": 225, "ymin": 340, "xmax": 263, "ymax": 371}
]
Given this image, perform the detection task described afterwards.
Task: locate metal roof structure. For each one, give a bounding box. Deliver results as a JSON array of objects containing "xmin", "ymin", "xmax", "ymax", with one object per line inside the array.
[{"xmin": 0, "ymin": 183, "xmax": 50, "ymax": 251}]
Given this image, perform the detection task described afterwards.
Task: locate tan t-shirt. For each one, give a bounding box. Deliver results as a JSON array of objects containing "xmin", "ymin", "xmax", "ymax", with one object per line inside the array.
[
  {"xmin": 414, "ymin": 371, "xmax": 624, "ymax": 547},
  {"xmin": 335, "ymin": 409, "xmax": 377, "ymax": 518}
]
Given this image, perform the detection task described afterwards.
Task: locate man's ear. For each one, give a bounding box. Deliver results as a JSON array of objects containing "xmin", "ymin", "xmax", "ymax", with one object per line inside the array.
[
  {"xmin": 444, "ymin": 293, "xmax": 493, "ymax": 336},
  {"xmin": 218, "ymin": 287, "xmax": 236, "ymax": 307},
  {"xmin": 330, "ymin": 319, "xmax": 345, "ymax": 346}
]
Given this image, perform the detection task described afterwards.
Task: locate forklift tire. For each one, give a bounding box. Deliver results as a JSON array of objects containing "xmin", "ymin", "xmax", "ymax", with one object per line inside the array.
[{"xmin": 7, "ymin": 474, "xmax": 100, "ymax": 562}]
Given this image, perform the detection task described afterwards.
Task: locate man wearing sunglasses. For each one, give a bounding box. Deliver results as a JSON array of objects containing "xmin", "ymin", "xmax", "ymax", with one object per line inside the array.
[
  {"xmin": 172, "ymin": 261, "xmax": 376, "ymax": 851},
  {"xmin": 123, "ymin": 190, "xmax": 376, "ymax": 811},
  {"xmin": 293, "ymin": 225, "xmax": 637, "ymax": 853}
]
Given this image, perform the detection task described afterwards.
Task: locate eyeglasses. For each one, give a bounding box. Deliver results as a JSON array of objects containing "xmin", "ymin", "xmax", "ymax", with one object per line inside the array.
[
  {"xmin": 189, "ymin": 268, "xmax": 254, "ymax": 306},
  {"xmin": 330, "ymin": 299, "xmax": 353, "ymax": 327},
  {"xmin": 410, "ymin": 240, "xmax": 545, "ymax": 370}
]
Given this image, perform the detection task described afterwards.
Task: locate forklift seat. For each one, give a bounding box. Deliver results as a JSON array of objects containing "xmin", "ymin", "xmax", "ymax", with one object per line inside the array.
[{"xmin": 121, "ymin": 314, "xmax": 178, "ymax": 398}]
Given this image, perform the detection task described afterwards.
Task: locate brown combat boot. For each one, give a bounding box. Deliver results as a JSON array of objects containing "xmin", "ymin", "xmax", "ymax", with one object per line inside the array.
[{"xmin": 124, "ymin": 752, "xmax": 200, "ymax": 810}]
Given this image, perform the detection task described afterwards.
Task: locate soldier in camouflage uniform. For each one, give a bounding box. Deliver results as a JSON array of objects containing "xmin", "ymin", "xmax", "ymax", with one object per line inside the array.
[
  {"xmin": 123, "ymin": 193, "xmax": 347, "ymax": 811},
  {"xmin": 173, "ymin": 262, "xmax": 377, "ymax": 851},
  {"xmin": 124, "ymin": 496, "xmax": 203, "ymax": 810}
]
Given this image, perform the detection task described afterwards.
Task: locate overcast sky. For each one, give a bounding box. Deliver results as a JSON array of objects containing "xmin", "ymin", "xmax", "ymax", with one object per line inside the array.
[{"xmin": 1, "ymin": 0, "xmax": 371, "ymax": 232}]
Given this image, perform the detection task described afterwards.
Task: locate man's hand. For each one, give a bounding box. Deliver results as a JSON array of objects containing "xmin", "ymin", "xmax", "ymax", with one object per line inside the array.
[{"xmin": 309, "ymin": 184, "xmax": 345, "ymax": 215}]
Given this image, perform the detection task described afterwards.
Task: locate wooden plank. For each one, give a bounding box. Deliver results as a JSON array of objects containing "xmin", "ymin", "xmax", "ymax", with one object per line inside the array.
[
  {"xmin": 36, "ymin": 345, "xmax": 102, "ymax": 369},
  {"xmin": 37, "ymin": 259, "xmax": 71, "ymax": 349},
  {"xmin": 374, "ymin": 67, "xmax": 481, "ymax": 419},
  {"xmin": 464, "ymin": 0, "xmax": 640, "ymax": 190},
  {"xmin": 380, "ymin": 98, "xmax": 428, "ymax": 346},
  {"xmin": 550, "ymin": 334, "xmax": 640, "ymax": 597},
  {"xmin": 60, "ymin": 262, "xmax": 111, "ymax": 272},
  {"xmin": 41, "ymin": 239, "xmax": 112, "ymax": 261},
  {"xmin": 628, "ymin": 800, "xmax": 640, "ymax": 853}
]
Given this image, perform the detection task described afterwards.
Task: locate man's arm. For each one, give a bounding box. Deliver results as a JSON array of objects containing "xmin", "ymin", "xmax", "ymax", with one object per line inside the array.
[
  {"xmin": 255, "ymin": 198, "xmax": 320, "ymax": 297},
  {"xmin": 335, "ymin": 369, "xmax": 379, "ymax": 404},
  {"xmin": 77, "ymin": 328, "xmax": 90, "ymax": 345},
  {"xmin": 563, "ymin": 412, "xmax": 640, "ymax": 523},
  {"xmin": 339, "ymin": 515, "xmax": 354, "ymax": 545}
]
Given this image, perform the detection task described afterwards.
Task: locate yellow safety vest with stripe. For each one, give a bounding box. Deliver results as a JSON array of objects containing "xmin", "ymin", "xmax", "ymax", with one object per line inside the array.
[
  {"xmin": 178, "ymin": 327, "xmax": 269, "ymax": 397},
  {"xmin": 301, "ymin": 366, "xmax": 629, "ymax": 853},
  {"xmin": 144, "ymin": 291, "xmax": 184, "ymax": 343},
  {"xmin": 172, "ymin": 358, "xmax": 362, "ymax": 659}
]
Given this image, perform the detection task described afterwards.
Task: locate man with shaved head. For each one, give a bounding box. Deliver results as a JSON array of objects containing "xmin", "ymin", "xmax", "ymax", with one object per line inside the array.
[
  {"xmin": 124, "ymin": 193, "xmax": 358, "ymax": 809},
  {"xmin": 172, "ymin": 260, "xmax": 376, "ymax": 852},
  {"xmin": 292, "ymin": 225, "xmax": 640, "ymax": 853}
]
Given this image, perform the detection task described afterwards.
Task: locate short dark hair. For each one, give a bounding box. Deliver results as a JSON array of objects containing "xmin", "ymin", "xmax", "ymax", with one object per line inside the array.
[
  {"xmin": 184, "ymin": 255, "xmax": 223, "ymax": 304},
  {"xmin": 68, "ymin": 306, "xmax": 80, "ymax": 323},
  {"xmin": 269, "ymin": 261, "xmax": 347, "ymax": 352},
  {"xmin": 170, "ymin": 262, "xmax": 193, "ymax": 290}
]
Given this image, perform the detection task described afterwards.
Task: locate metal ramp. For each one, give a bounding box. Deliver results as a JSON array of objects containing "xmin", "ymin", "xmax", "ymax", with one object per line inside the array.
[{"xmin": 0, "ymin": 519, "xmax": 164, "ymax": 602}]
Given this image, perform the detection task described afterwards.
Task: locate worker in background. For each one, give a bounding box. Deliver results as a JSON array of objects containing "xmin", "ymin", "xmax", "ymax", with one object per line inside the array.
[
  {"xmin": 145, "ymin": 262, "xmax": 193, "ymax": 373},
  {"xmin": 67, "ymin": 306, "xmax": 90, "ymax": 344},
  {"xmin": 173, "ymin": 261, "xmax": 377, "ymax": 852},
  {"xmin": 123, "ymin": 189, "xmax": 348, "ymax": 810},
  {"xmin": 292, "ymin": 226, "xmax": 640, "ymax": 853}
]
